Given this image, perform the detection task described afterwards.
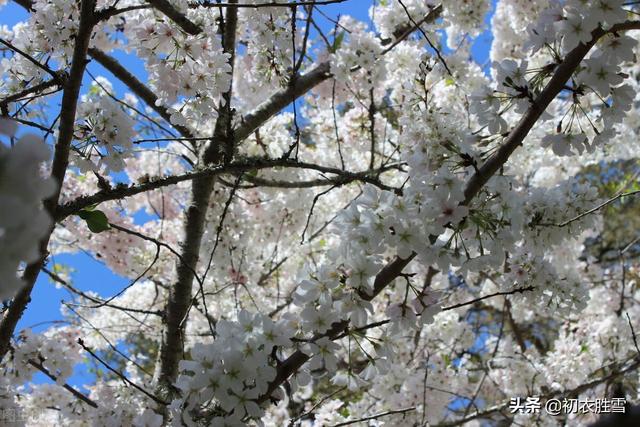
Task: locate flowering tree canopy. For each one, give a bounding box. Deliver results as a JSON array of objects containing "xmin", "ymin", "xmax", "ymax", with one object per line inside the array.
[{"xmin": 2, "ymin": 0, "xmax": 640, "ymax": 425}]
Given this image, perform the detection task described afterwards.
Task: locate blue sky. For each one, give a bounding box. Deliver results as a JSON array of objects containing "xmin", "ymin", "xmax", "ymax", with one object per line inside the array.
[{"xmin": 1, "ymin": 0, "xmax": 494, "ymax": 389}]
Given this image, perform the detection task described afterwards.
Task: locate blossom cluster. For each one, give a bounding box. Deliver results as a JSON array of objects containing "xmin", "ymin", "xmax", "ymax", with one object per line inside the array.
[
  {"xmin": 74, "ymin": 78, "xmax": 137, "ymax": 172},
  {"xmin": 123, "ymin": 8, "xmax": 232, "ymax": 128},
  {"xmin": 471, "ymin": 0, "xmax": 635, "ymax": 158},
  {"xmin": 0, "ymin": 119, "xmax": 55, "ymax": 300},
  {"xmin": 173, "ymin": 310, "xmax": 295, "ymax": 425}
]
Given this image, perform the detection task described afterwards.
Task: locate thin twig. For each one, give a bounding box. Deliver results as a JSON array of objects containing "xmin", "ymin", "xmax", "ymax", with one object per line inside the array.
[
  {"xmin": 329, "ymin": 407, "xmax": 416, "ymax": 426},
  {"xmin": 77, "ymin": 338, "xmax": 168, "ymax": 405},
  {"xmin": 191, "ymin": 0, "xmax": 349, "ymax": 8},
  {"xmin": 396, "ymin": 1, "xmax": 452, "ymax": 76},
  {"xmin": 626, "ymin": 312, "xmax": 640, "ymax": 358},
  {"xmin": 437, "ymin": 356, "xmax": 640, "ymax": 426},
  {"xmin": 42, "ymin": 266, "xmax": 162, "ymax": 317},
  {"xmin": 0, "ymin": 38, "xmax": 63, "ymax": 82},
  {"xmin": 288, "ymin": 386, "xmax": 347, "ymax": 426},
  {"xmin": 547, "ymin": 189, "xmax": 640, "ymax": 228},
  {"xmin": 301, "ymin": 184, "xmax": 339, "ymax": 244},
  {"xmin": 108, "ymin": 223, "xmax": 204, "ymax": 287},
  {"xmin": 27, "ymin": 359, "xmax": 98, "ymax": 408},
  {"xmin": 441, "ymin": 286, "xmax": 535, "ymax": 312}
]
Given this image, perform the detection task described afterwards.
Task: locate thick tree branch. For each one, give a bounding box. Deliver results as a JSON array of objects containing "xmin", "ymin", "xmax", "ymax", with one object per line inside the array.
[
  {"xmin": 231, "ymin": 169, "xmax": 400, "ymax": 192},
  {"xmin": 95, "ymin": 4, "xmax": 152, "ymax": 21},
  {"xmin": 153, "ymin": 1, "xmax": 238, "ymax": 405},
  {"xmin": 0, "ymin": 79, "xmax": 60, "ymax": 107},
  {"xmin": 0, "ymin": 0, "xmax": 97, "ymax": 363},
  {"xmin": 12, "ymin": 0, "xmax": 34, "ymax": 11},
  {"xmin": 55, "ymin": 159, "xmax": 401, "ymax": 221},
  {"xmin": 463, "ymin": 21, "xmax": 640, "ymax": 205},
  {"xmin": 233, "ymin": 4, "xmax": 442, "ymax": 144},
  {"xmin": 205, "ymin": 0, "xmax": 238, "ymax": 164},
  {"xmin": 233, "ymin": 61, "xmax": 331, "ymax": 143},
  {"xmin": 88, "ymin": 48, "xmax": 194, "ymax": 139},
  {"xmin": 147, "ymin": 0, "xmax": 202, "ymax": 35}
]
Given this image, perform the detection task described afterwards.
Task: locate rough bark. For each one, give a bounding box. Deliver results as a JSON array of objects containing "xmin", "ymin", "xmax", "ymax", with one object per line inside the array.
[{"xmin": 152, "ymin": 0, "xmax": 238, "ymax": 404}]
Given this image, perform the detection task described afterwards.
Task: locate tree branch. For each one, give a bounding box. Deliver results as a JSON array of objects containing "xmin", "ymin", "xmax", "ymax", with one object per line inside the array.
[
  {"xmin": 441, "ymin": 286, "xmax": 534, "ymax": 312},
  {"xmin": 0, "ymin": 0, "xmax": 98, "ymax": 363},
  {"xmin": 233, "ymin": 61, "xmax": 331, "ymax": 143},
  {"xmin": 190, "ymin": 0, "xmax": 349, "ymax": 7},
  {"xmin": 55, "ymin": 159, "xmax": 399, "ymax": 221},
  {"xmin": 463, "ymin": 21, "xmax": 640, "ymax": 205},
  {"xmin": 233, "ymin": 4, "xmax": 442, "ymax": 144},
  {"xmin": 0, "ymin": 79, "xmax": 60, "ymax": 108},
  {"xmin": 77, "ymin": 338, "xmax": 168, "ymax": 406},
  {"xmin": 147, "ymin": 0, "xmax": 202, "ymax": 35},
  {"xmin": 152, "ymin": 1, "xmax": 239, "ymax": 406},
  {"xmin": 543, "ymin": 189, "xmax": 640, "ymax": 228},
  {"xmin": 329, "ymin": 407, "xmax": 416, "ymax": 426},
  {"xmin": 0, "ymin": 37, "xmax": 64, "ymax": 83},
  {"xmin": 27, "ymin": 359, "xmax": 98, "ymax": 408},
  {"xmin": 253, "ymin": 18, "xmax": 640, "ymax": 407},
  {"xmin": 438, "ymin": 356, "xmax": 640, "ymax": 426},
  {"xmin": 88, "ymin": 48, "xmax": 194, "ymax": 139}
]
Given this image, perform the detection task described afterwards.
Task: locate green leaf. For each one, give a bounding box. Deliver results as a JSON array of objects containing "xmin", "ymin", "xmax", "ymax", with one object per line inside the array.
[
  {"xmin": 331, "ymin": 31, "xmax": 345, "ymax": 53},
  {"xmin": 77, "ymin": 209, "xmax": 110, "ymax": 233},
  {"xmin": 87, "ymin": 84, "xmax": 102, "ymax": 96},
  {"xmin": 443, "ymin": 353, "xmax": 452, "ymax": 367},
  {"xmin": 339, "ymin": 406, "xmax": 350, "ymax": 418}
]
